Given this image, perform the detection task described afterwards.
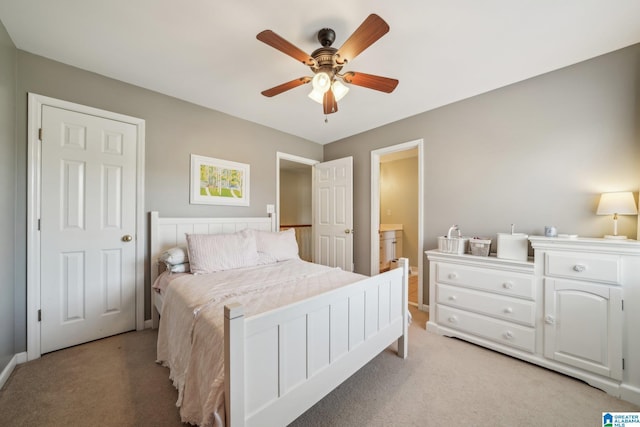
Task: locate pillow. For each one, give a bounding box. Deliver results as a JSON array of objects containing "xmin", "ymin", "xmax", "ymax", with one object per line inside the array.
[
  {"xmin": 186, "ymin": 230, "xmax": 258, "ymax": 274},
  {"xmin": 167, "ymin": 262, "xmax": 190, "ymax": 273},
  {"xmin": 159, "ymin": 246, "xmax": 189, "ymax": 265},
  {"xmin": 254, "ymin": 228, "xmax": 300, "ymax": 262}
]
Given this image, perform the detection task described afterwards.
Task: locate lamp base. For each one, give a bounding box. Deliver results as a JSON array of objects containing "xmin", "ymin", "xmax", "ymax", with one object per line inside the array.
[{"xmin": 604, "ymin": 234, "xmax": 628, "ymax": 240}]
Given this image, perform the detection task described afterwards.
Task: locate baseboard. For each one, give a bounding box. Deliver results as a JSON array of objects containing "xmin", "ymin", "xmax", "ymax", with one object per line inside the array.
[
  {"xmin": 144, "ymin": 319, "xmax": 153, "ymax": 329},
  {"xmin": 0, "ymin": 352, "xmax": 27, "ymax": 390},
  {"xmin": 620, "ymin": 383, "xmax": 640, "ymax": 406}
]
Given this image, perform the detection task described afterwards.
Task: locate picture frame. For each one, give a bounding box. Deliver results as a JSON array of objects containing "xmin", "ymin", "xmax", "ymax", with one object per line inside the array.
[{"xmin": 190, "ymin": 154, "xmax": 250, "ymax": 206}]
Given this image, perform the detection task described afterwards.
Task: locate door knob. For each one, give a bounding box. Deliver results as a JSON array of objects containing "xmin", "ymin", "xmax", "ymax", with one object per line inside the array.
[
  {"xmin": 122, "ymin": 235, "xmax": 133, "ymax": 242},
  {"xmin": 345, "ymin": 229, "xmax": 354, "ymax": 234}
]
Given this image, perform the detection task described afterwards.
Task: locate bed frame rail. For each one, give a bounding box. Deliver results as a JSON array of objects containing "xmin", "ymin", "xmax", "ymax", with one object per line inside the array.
[{"xmin": 225, "ymin": 258, "xmax": 409, "ymax": 427}]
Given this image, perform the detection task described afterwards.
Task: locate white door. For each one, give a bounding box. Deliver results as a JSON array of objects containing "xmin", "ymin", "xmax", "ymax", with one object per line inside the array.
[
  {"xmin": 313, "ymin": 157, "xmax": 353, "ymax": 271},
  {"xmin": 40, "ymin": 105, "xmax": 138, "ymax": 353}
]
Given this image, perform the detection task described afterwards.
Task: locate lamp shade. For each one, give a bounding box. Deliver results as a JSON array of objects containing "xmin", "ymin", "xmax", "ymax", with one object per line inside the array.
[
  {"xmin": 596, "ymin": 192, "xmax": 638, "ymax": 215},
  {"xmin": 331, "ymin": 80, "xmax": 349, "ymax": 102},
  {"xmin": 311, "ymin": 72, "xmax": 331, "ymax": 93}
]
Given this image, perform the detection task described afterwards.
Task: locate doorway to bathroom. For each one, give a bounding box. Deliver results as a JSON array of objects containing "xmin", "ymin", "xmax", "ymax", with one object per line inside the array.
[{"xmin": 371, "ymin": 139, "xmax": 425, "ymax": 311}]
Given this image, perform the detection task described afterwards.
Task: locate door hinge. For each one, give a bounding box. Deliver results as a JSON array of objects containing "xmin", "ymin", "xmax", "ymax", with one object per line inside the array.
[
  {"xmin": 622, "ymin": 358, "xmax": 625, "ymax": 370},
  {"xmin": 38, "ymin": 309, "xmax": 41, "ymax": 322},
  {"xmin": 622, "ymin": 300, "xmax": 624, "ymax": 311},
  {"xmin": 37, "ymin": 218, "xmax": 40, "ymax": 231},
  {"xmin": 38, "ymin": 128, "xmax": 43, "ymax": 141}
]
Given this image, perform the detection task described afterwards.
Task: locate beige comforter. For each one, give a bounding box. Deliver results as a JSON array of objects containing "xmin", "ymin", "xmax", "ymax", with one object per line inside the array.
[{"xmin": 156, "ymin": 259, "xmax": 365, "ymax": 427}]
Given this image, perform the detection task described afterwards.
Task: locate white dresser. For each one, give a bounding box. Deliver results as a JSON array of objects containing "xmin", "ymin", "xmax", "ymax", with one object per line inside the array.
[
  {"xmin": 426, "ymin": 251, "xmax": 535, "ymax": 353},
  {"xmin": 427, "ymin": 237, "xmax": 640, "ymax": 406}
]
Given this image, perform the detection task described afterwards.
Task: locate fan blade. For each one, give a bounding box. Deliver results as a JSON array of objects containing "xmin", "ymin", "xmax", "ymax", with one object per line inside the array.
[
  {"xmin": 257, "ymin": 30, "xmax": 315, "ymax": 66},
  {"xmin": 261, "ymin": 77, "xmax": 311, "ymax": 97},
  {"xmin": 342, "ymin": 72, "xmax": 398, "ymax": 93},
  {"xmin": 335, "ymin": 14, "xmax": 389, "ymax": 65},
  {"xmin": 323, "ymin": 90, "xmax": 338, "ymax": 114}
]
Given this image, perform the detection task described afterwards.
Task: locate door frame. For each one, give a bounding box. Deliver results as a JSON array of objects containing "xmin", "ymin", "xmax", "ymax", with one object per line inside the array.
[
  {"xmin": 26, "ymin": 93, "xmax": 146, "ymax": 360},
  {"xmin": 370, "ymin": 139, "xmax": 425, "ymax": 310}
]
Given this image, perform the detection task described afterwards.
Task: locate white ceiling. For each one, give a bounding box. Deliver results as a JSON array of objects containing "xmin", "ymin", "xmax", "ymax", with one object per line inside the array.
[{"xmin": 2, "ymin": 1, "xmax": 640, "ymax": 145}]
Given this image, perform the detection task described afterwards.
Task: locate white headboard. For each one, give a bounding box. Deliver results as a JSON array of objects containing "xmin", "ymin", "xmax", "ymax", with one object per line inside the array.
[{"xmin": 149, "ymin": 211, "xmax": 276, "ymax": 284}]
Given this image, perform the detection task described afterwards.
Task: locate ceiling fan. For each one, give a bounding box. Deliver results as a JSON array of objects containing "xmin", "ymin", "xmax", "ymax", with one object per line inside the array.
[{"xmin": 257, "ymin": 14, "xmax": 399, "ymax": 116}]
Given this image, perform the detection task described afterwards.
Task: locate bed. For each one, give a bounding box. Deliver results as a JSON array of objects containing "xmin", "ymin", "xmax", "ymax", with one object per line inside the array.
[{"xmin": 149, "ymin": 211, "xmax": 409, "ymax": 427}]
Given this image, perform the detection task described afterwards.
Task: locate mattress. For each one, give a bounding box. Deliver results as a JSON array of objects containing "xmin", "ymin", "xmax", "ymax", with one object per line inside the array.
[{"xmin": 155, "ymin": 259, "xmax": 365, "ymax": 426}]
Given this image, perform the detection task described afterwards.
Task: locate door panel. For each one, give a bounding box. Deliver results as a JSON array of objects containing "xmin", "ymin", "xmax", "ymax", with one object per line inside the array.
[
  {"xmin": 313, "ymin": 157, "xmax": 353, "ymax": 271},
  {"xmin": 544, "ymin": 279, "xmax": 622, "ymax": 380},
  {"xmin": 40, "ymin": 105, "xmax": 137, "ymax": 353}
]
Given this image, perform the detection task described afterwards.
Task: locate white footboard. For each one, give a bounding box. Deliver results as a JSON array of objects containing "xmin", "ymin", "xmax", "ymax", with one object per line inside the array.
[{"xmin": 225, "ymin": 258, "xmax": 409, "ymax": 427}]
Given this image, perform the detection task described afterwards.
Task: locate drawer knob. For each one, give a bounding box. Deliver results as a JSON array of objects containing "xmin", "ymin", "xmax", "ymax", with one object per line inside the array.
[
  {"xmin": 504, "ymin": 330, "xmax": 514, "ymax": 340},
  {"xmin": 573, "ymin": 264, "xmax": 586, "ymax": 272},
  {"xmin": 502, "ymin": 282, "xmax": 513, "ymax": 289},
  {"xmin": 448, "ymin": 273, "xmax": 458, "ymax": 280},
  {"xmin": 447, "ymin": 315, "xmax": 458, "ymax": 324},
  {"xmin": 504, "ymin": 307, "xmax": 513, "ymax": 314},
  {"xmin": 544, "ymin": 315, "xmax": 554, "ymax": 325},
  {"xmin": 448, "ymin": 295, "xmax": 457, "ymax": 301}
]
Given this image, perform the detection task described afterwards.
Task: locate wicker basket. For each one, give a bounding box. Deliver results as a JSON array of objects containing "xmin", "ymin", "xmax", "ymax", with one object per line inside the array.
[
  {"xmin": 469, "ymin": 238, "xmax": 491, "ymax": 256},
  {"xmin": 437, "ymin": 236, "xmax": 469, "ymax": 254}
]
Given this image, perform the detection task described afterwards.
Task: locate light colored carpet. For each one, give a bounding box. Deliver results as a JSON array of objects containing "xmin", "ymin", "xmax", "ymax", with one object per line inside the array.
[{"xmin": 1, "ymin": 307, "xmax": 637, "ymax": 426}]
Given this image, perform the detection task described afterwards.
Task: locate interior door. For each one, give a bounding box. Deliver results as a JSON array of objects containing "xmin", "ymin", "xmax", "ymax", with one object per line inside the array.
[
  {"xmin": 313, "ymin": 157, "xmax": 353, "ymax": 271},
  {"xmin": 40, "ymin": 105, "xmax": 137, "ymax": 353}
]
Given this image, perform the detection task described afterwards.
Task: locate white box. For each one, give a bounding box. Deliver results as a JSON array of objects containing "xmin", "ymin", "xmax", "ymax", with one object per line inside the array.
[{"xmin": 497, "ymin": 233, "xmax": 529, "ymax": 261}]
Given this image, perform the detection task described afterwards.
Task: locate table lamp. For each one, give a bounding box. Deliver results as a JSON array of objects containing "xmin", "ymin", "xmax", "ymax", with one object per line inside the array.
[{"xmin": 596, "ymin": 191, "xmax": 638, "ymax": 239}]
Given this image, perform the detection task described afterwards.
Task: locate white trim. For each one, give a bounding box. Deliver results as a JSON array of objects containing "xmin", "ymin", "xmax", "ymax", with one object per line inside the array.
[
  {"xmin": 275, "ymin": 152, "xmax": 318, "ymax": 231},
  {"xmin": 371, "ymin": 139, "xmax": 425, "ymax": 310},
  {"xmin": 26, "ymin": 93, "xmax": 146, "ymax": 360},
  {"xmin": 0, "ymin": 352, "xmax": 27, "ymax": 390}
]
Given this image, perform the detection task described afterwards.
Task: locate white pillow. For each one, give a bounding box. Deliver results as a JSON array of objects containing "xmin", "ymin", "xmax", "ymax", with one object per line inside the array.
[
  {"xmin": 254, "ymin": 228, "xmax": 300, "ymax": 262},
  {"xmin": 167, "ymin": 262, "xmax": 190, "ymax": 273},
  {"xmin": 186, "ymin": 230, "xmax": 258, "ymax": 274},
  {"xmin": 159, "ymin": 246, "xmax": 189, "ymax": 265}
]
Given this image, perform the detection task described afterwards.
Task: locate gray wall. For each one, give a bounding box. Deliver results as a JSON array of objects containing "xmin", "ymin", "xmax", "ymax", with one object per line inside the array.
[
  {"xmin": 325, "ymin": 44, "xmax": 640, "ymax": 305},
  {"xmin": 0, "ymin": 19, "xmax": 16, "ymax": 373},
  {"xmin": 13, "ymin": 51, "xmax": 322, "ymax": 353}
]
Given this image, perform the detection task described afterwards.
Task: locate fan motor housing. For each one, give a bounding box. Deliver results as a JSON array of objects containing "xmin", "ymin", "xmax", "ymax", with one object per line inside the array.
[
  {"xmin": 317, "ymin": 28, "xmax": 335, "ymax": 47},
  {"xmin": 311, "ymin": 46, "xmax": 342, "ymax": 75}
]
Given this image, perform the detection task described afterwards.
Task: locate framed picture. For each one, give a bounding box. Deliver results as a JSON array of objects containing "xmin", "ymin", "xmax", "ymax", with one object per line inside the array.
[{"xmin": 190, "ymin": 154, "xmax": 250, "ymax": 206}]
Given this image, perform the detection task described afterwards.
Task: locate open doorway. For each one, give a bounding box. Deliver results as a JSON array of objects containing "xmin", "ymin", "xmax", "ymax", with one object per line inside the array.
[
  {"xmin": 276, "ymin": 153, "xmax": 318, "ymax": 262},
  {"xmin": 371, "ymin": 140, "xmax": 425, "ymax": 311}
]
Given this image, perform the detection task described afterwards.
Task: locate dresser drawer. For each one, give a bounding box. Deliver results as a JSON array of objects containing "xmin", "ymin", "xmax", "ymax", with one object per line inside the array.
[
  {"xmin": 438, "ymin": 305, "xmax": 536, "ymax": 353},
  {"xmin": 436, "ymin": 263, "xmax": 534, "ymax": 300},
  {"xmin": 545, "ymin": 252, "xmax": 620, "ymax": 284},
  {"xmin": 437, "ymin": 284, "xmax": 535, "ymax": 326}
]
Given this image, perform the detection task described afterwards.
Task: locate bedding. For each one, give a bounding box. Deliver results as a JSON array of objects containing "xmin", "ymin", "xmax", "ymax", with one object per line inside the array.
[
  {"xmin": 186, "ymin": 230, "xmax": 259, "ymax": 274},
  {"xmin": 253, "ymin": 228, "xmax": 299, "ymax": 262},
  {"xmin": 159, "ymin": 245, "xmax": 189, "ymax": 265},
  {"xmin": 156, "ymin": 259, "xmax": 365, "ymax": 427}
]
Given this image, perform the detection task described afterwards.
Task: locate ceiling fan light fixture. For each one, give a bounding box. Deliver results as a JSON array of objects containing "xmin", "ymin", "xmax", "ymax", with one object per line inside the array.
[
  {"xmin": 311, "ymin": 72, "xmax": 331, "ymax": 93},
  {"xmin": 332, "ymin": 80, "xmax": 349, "ymax": 102},
  {"xmin": 308, "ymin": 88, "xmax": 324, "ymax": 104}
]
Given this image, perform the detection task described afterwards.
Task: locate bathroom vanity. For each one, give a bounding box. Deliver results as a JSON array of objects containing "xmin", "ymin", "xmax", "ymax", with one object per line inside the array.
[
  {"xmin": 379, "ymin": 224, "xmax": 403, "ymax": 271},
  {"xmin": 426, "ymin": 236, "xmax": 640, "ymax": 405}
]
